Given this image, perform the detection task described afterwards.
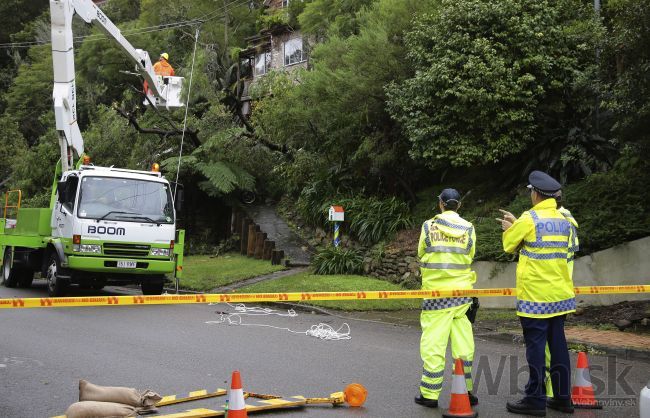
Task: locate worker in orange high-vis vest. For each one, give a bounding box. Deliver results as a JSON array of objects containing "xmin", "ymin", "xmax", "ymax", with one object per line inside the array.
[
  {"xmin": 415, "ymin": 188, "xmax": 478, "ymax": 409},
  {"xmin": 144, "ymin": 53, "xmax": 175, "ymax": 94},
  {"xmin": 498, "ymin": 171, "xmax": 576, "ymax": 417},
  {"xmin": 153, "ymin": 52, "xmax": 175, "ymax": 76}
]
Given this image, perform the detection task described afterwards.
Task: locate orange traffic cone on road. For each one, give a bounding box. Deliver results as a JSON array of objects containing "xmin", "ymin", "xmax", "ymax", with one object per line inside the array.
[
  {"xmin": 571, "ymin": 352, "xmax": 602, "ymax": 409},
  {"xmin": 227, "ymin": 370, "xmax": 248, "ymax": 417},
  {"xmin": 443, "ymin": 358, "xmax": 478, "ymax": 418}
]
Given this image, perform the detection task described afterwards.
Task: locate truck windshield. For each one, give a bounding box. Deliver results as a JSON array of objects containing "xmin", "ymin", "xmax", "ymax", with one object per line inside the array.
[{"xmin": 77, "ymin": 176, "xmax": 174, "ymax": 224}]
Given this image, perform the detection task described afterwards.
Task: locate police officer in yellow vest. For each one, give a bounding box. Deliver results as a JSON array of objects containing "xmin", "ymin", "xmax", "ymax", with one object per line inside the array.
[
  {"xmin": 546, "ymin": 191, "xmax": 580, "ymax": 399},
  {"xmin": 500, "ymin": 190, "xmax": 580, "ymax": 401},
  {"xmin": 415, "ymin": 188, "xmax": 478, "ymax": 408},
  {"xmin": 498, "ymin": 171, "xmax": 576, "ymax": 416}
]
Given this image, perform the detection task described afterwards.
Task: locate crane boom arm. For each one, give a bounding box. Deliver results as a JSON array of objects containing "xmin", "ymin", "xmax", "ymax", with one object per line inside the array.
[{"xmin": 50, "ymin": 0, "xmax": 183, "ymax": 171}]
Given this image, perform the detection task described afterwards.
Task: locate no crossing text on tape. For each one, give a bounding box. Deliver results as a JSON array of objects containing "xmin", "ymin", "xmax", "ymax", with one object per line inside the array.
[{"xmin": 0, "ymin": 285, "xmax": 648, "ymax": 309}]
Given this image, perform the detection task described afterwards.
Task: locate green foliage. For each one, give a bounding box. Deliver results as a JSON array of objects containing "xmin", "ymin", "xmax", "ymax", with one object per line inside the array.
[
  {"xmin": 4, "ymin": 45, "xmax": 54, "ymax": 143},
  {"xmin": 11, "ymin": 120, "xmax": 60, "ymax": 207},
  {"xmin": 161, "ymin": 105, "xmax": 257, "ymax": 196},
  {"xmin": 313, "ymin": 246, "xmax": 364, "ymax": 275},
  {"xmin": 83, "ymin": 105, "xmax": 158, "ymax": 170},
  {"xmin": 337, "ymin": 196, "xmax": 413, "ymax": 244},
  {"xmin": 561, "ymin": 156, "xmax": 650, "ymax": 254},
  {"xmin": 101, "ymin": 0, "xmax": 141, "ymax": 23},
  {"xmin": 419, "ymin": 156, "xmax": 650, "ymax": 261},
  {"xmin": 603, "ymin": 0, "xmax": 650, "ymax": 151},
  {"xmin": 252, "ymin": 0, "xmax": 435, "ymax": 198},
  {"xmin": 256, "ymin": 9, "xmax": 289, "ymax": 31},
  {"xmin": 299, "ymin": 0, "xmax": 374, "ymax": 38},
  {"xmin": 0, "ymin": 116, "xmax": 27, "ymax": 184},
  {"xmin": 296, "ymin": 187, "xmax": 413, "ymax": 245},
  {"xmin": 0, "ymin": 0, "xmax": 48, "ymax": 67},
  {"xmin": 1, "ymin": 0, "xmax": 649, "ymax": 261},
  {"xmin": 387, "ymin": 0, "xmax": 604, "ymax": 172}
]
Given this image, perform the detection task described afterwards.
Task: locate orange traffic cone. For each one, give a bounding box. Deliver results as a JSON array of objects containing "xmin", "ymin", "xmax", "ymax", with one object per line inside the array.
[
  {"xmin": 443, "ymin": 358, "xmax": 478, "ymax": 418},
  {"xmin": 227, "ymin": 370, "xmax": 248, "ymax": 417},
  {"xmin": 571, "ymin": 352, "xmax": 602, "ymax": 409}
]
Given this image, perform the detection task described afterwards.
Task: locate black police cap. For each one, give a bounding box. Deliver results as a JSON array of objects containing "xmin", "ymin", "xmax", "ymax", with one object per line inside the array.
[
  {"xmin": 527, "ymin": 170, "xmax": 561, "ymax": 196},
  {"xmin": 438, "ymin": 188, "xmax": 461, "ymax": 205}
]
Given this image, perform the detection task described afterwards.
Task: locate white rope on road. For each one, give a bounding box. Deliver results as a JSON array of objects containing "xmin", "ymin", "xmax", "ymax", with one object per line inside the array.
[{"xmin": 205, "ymin": 303, "xmax": 351, "ymax": 341}]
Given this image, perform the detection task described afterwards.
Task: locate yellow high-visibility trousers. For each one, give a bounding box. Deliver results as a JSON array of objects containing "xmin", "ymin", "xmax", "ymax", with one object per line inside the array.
[
  {"xmin": 545, "ymin": 344, "xmax": 554, "ymax": 397},
  {"xmin": 420, "ymin": 303, "xmax": 474, "ymax": 400}
]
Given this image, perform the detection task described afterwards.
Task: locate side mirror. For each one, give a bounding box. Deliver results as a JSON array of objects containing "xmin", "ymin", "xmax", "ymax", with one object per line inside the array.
[
  {"xmin": 174, "ymin": 189, "xmax": 184, "ymax": 213},
  {"xmin": 57, "ymin": 181, "xmax": 67, "ymax": 203}
]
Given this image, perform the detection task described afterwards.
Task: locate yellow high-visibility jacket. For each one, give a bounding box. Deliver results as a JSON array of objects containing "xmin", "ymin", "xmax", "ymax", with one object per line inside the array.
[
  {"xmin": 418, "ymin": 211, "xmax": 476, "ymax": 311},
  {"xmin": 503, "ymin": 198, "xmax": 576, "ymax": 318}
]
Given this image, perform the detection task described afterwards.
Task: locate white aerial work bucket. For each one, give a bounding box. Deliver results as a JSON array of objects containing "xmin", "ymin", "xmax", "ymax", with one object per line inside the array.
[{"xmin": 144, "ymin": 75, "xmax": 184, "ymax": 109}]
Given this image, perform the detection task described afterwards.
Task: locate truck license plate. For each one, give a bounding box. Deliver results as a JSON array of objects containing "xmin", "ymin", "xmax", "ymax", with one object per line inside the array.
[{"xmin": 117, "ymin": 260, "xmax": 137, "ymax": 268}]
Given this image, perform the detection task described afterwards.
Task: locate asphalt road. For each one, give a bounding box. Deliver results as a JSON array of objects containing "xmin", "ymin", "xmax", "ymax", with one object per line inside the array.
[{"xmin": 1, "ymin": 281, "xmax": 647, "ymax": 418}]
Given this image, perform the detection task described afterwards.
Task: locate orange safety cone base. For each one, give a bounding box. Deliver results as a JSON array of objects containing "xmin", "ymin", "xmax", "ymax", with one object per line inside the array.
[
  {"xmin": 572, "ymin": 386, "xmax": 602, "ymax": 408},
  {"xmin": 442, "ymin": 409, "xmax": 478, "ymax": 418},
  {"xmin": 443, "ymin": 359, "xmax": 478, "ymax": 418},
  {"xmin": 571, "ymin": 352, "xmax": 602, "ymax": 409}
]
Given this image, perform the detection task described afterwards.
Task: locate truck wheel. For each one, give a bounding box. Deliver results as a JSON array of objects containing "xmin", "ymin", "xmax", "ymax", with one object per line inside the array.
[
  {"xmin": 46, "ymin": 252, "xmax": 68, "ymax": 297},
  {"xmin": 2, "ymin": 247, "xmax": 20, "ymax": 288},
  {"xmin": 141, "ymin": 279, "xmax": 164, "ymax": 295}
]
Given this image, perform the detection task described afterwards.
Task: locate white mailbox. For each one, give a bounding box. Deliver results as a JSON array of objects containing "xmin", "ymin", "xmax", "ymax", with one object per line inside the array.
[{"xmin": 328, "ymin": 205, "xmax": 345, "ymax": 222}]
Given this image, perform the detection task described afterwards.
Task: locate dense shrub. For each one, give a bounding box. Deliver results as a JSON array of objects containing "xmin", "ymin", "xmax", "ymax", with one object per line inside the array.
[
  {"xmin": 337, "ymin": 197, "xmax": 414, "ymax": 245},
  {"xmin": 295, "ymin": 187, "xmax": 413, "ymax": 246},
  {"xmin": 313, "ymin": 247, "xmax": 364, "ymax": 275},
  {"xmin": 453, "ymin": 157, "xmax": 650, "ymax": 261},
  {"xmin": 561, "ymin": 157, "xmax": 650, "ymax": 254},
  {"xmin": 406, "ymin": 156, "xmax": 650, "ymax": 261}
]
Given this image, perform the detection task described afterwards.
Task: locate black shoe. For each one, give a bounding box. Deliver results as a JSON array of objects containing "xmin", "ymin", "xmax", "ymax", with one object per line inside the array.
[
  {"xmin": 414, "ymin": 395, "xmax": 438, "ymax": 408},
  {"xmin": 506, "ymin": 399, "xmax": 546, "ymax": 416},
  {"xmin": 468, "ymin": 391, "xmax": 479, "ymax": 406},
  {"xmin": 546, "ymin": 398, "xmax": 574, "ymax": 413}
]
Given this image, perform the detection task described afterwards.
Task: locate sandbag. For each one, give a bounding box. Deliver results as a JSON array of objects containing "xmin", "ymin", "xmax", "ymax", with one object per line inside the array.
[
  {"xmin": 79, "ymin": 379, "xmax": 162, "ymax": 411},
  {"xmin": 65, "ymin": 401, "xmax": 137, "ymax": 418}
]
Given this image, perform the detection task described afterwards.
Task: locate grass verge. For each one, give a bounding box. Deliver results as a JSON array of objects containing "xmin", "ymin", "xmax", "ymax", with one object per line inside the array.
[
  {"xmin": 238, "ymin": 272, "xmax": 421, "ymax": 311},
  {"xmin": 180, "ymin": 253, "xmax": 285, "ymax": 291}
]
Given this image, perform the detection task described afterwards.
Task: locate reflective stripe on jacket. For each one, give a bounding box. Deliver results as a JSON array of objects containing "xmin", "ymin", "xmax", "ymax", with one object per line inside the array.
[
  {"xmin": 503, "ymin": 198, "xmax": 576, "ymax": 318},
  {"xmin": 559, "ymin": 206, "xmax": 579, "ymax": 277},
  {"xmin": 418, "ymin": 211, "xmax": 476, "ymax": 311}
]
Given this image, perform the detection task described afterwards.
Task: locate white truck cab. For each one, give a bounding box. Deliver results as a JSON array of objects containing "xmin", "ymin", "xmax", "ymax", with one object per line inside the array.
[{"xmin": 47, "ymin": 165, "xmax": 181, "ymax": 295}]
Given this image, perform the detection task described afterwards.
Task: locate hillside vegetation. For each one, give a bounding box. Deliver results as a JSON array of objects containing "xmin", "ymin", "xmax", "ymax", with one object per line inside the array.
[{"xmin": 0, "ymin": 0, "xmax": 648, "ymax": 258}]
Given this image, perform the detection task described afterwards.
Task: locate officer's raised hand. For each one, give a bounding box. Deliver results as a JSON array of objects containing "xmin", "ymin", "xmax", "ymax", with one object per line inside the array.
[
  {"xmin": 498, "ymin": 209, "xmax": 516, "ymax": 223},
  {"xmin": 496, "ymin": 209, "xmax": 515, "ymax": 231}
]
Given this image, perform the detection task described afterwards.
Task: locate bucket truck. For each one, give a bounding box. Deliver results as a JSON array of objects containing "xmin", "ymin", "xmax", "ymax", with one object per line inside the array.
[{"xmin": 0, "ymin": 0, "xmax": 187, "ymax": 296}]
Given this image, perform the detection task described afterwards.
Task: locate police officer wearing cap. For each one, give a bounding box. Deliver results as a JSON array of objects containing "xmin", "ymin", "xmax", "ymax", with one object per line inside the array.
[
  {"xmin": 497, "ymin": 171, "xmax": 576, "ymax": 416},
  {"xmin": 415, "ymin": 188, "xmax": 478, "ymax": 409}
]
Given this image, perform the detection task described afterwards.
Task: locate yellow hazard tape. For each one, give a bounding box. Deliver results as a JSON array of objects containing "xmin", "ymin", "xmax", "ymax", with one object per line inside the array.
[{"xmin": 1, "ymin": 285, "xmax": 648, "ymax": 309}]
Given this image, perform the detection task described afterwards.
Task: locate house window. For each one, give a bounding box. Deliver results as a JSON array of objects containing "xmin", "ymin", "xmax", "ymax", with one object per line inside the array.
[
  {"xmin": 254, "ymin": 52, "xmax": 271, "ymax": 76},
  {"xmin": 284, "ymin": 38, "xmax": 304, "ymax": 66}
]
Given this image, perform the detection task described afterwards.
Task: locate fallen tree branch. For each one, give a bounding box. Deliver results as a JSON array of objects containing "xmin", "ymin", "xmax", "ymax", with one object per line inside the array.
[{"xmin": 113, "ymin": 104, "xmax": 201, "ymax": 148}]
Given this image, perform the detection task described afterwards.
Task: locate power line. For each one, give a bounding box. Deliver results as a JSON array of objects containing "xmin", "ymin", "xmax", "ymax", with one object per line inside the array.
[
  {"xmin": 0, "ymin": 21, "xmax": 199, "ymax": 49},
  {"xmin": 0, "ymin": 0, "xmax": 251, "ymax": 49}
]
